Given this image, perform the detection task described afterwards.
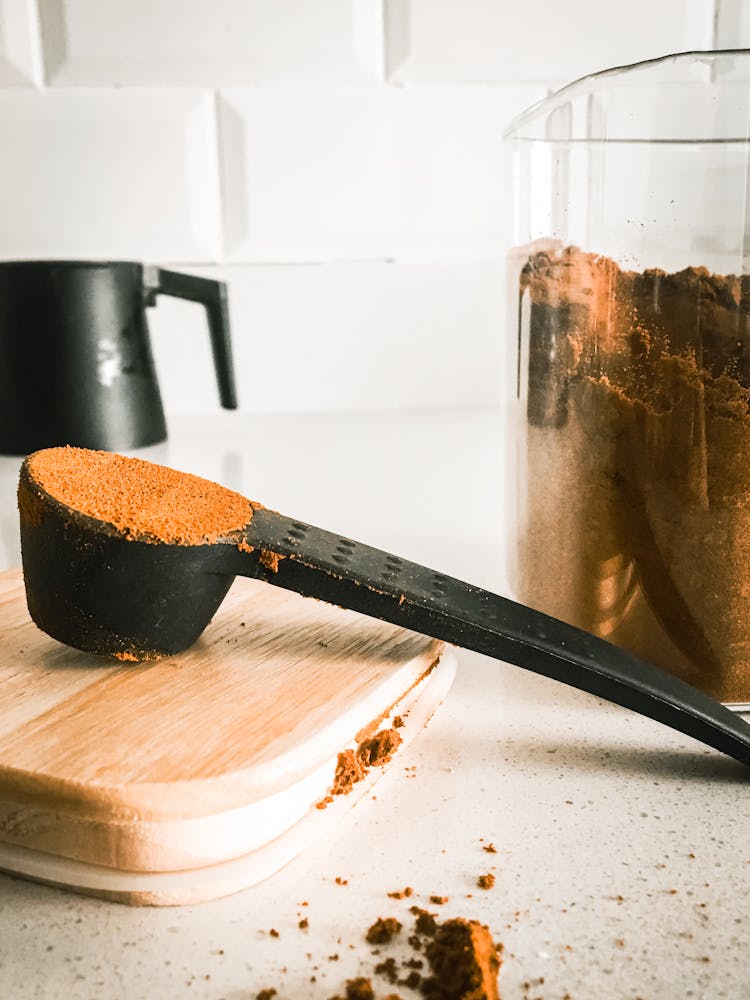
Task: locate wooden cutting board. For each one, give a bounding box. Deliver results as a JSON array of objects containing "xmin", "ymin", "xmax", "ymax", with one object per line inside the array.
[{"xmin": 0, "ymin": 568, "xmax": 454, "ymax": 905}]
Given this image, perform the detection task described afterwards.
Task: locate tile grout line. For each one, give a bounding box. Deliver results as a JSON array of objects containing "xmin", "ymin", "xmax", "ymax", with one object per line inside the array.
[
  {"xmin": 378, "ymin": 0, "xmax": 388, "ymax": 83},
  {"xmin": 711, "ymin": 0, "xmax": 721, "ymax": 48},
  {"xmin": 26, "ymin": 0, "xmax": 46, "ymax": 89},
  {"xmin": 211, "ymin": 88, "xmax": 227, "ymax": 265}
]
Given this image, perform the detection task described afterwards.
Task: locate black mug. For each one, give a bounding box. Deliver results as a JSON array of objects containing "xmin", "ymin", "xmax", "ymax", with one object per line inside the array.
[{"xmin": 0, "ymin": 260, "xmax": 237, "ymax": 454}]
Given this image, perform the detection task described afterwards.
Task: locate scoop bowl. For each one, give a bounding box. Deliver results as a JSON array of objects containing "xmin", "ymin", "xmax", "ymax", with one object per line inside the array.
[{"xmin": 19, "ymin": 461, "xmax": 240, "ymax": 658}]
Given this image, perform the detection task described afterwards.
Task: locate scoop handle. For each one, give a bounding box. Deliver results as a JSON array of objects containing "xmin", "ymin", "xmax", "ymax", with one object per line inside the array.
[{"xmin": 228, "ymin": 507, "xmax": 750, "ymax": 768}]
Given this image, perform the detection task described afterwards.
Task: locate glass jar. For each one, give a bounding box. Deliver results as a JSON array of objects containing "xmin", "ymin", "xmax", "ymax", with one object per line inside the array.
[{"xmin": 504, "ymin": 50, "xmax": 750, "ymax": 705}]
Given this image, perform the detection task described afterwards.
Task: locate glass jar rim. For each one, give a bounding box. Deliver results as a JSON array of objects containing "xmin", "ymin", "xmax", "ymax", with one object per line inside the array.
[{"xmin": 504, "ymin": 48, "xmax": 750, "ymax": 142}]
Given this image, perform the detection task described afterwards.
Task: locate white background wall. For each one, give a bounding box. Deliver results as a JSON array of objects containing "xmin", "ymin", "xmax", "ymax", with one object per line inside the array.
[{"xmin": 0, "ymin": 0, "xmax": 745, "ymax": 416}]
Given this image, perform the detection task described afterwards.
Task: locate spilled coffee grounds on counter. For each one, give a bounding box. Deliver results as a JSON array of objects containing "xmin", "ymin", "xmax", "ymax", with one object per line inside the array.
[
  {"xmin": 359, "ymin": 909, "xmax": 501, "ymax": 1000},
  {"xmin": 516, "ymin": 245, "xmax": 750, "ymax": 701}
]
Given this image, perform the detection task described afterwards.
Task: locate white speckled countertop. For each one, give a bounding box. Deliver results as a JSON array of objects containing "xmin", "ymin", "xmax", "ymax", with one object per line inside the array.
[{"xmin": 0, "ymin": 409, "xmax": 748, "ymax": 1000}]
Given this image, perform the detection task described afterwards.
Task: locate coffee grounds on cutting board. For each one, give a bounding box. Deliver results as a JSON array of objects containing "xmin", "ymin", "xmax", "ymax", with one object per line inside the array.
[
  {"xmin": 23, "ymin": 446, "xmax": 254, "ymax": 546},
  {"xmin": 317, "ymin": 725, "xmax": 404, "ymax": 809},
  {"xmin": 517, "ymin": 245, "xmax": 750, "ymax": 702}
]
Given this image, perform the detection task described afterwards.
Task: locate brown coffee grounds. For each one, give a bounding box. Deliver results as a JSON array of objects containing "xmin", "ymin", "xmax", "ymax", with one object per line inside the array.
[
  {"xmin": 258, "ymin": 548, "xmax": 284, "ymax": 573},
  {"xmin": 299, "ymin": 918, "xmax": 309, "ymax": 930},
  {"xmin": 477, "ymin": 874, "xmax": 495, "ymax": 890},
  {"xmin": 516, "ymin": 245, "xmax": 750, "ymax": 701},
  {"xmin": 402, "ymin": 970, "xmax": 421, "ymax": 989},
  {"xmin": 359, "ymin": 728, "xmax": 403, "ymax": 767},
  {"xmin": 113, "ymin": 650, "xmax": 139, "ymax": 663},
  {"xmin": 346, "ymin": 978, "xmax": 376, "ymax": 1000},
  {"xmin": 380, "ymin": 908, "xmax": 503, "ymax": 1000},
  {"xmin": 256, "ymin": 990, "xmax": 277, "ymax": 1000},
  {"xmin": 410, "ymin": 907, "xmax": 438, "ymax": 938},
  {"xmin": 388, "ymin": 887, "xmax": 414, "ymax": 900},
  {"xmin": 331, "ymin": 749, "xmax": 368, "ymax": 796},
  {"xmin": 268, "ymin": 928, "xmax": 280, "ymax": 938},
  {"xmin": 430, "ymin": 896, "xmax": 448, "ymax": 906},
  {"xmin": 327, "ymin": 977, "xmax": 376, "ymax": 1000},
  {"xmin": 319, "ymin": 900, "xmax": 504, "ymax": 1000},
  {"xmin": 482, "ymin": 844, "xmax": 497, "ymax": 854},
  {"xmin": 366, "ymin": 917, "xmax": 402, "ymax": 945},
  {"xmin": 24, "ymin": 447, "xmax": 253, "ymax": 546},
  {"xmin": 335, "ymin": 877, "xmax": 349, "ymax": 886},
  {"xmin": 421, "ymin": 920, "xmax": 501, "ymax": 1000},
  {"xmin": 325, "ymin": 725, "xmax": 404, "ymax": 803},
  {"xmin": 375, "ymin": 956, "xmax": 399, "ymax": 984}
]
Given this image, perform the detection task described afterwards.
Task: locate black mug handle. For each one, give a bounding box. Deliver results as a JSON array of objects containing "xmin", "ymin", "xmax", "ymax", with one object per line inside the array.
[{"xmin": 144, "ymin": 266, "xmax": 238, "ymax": 409}]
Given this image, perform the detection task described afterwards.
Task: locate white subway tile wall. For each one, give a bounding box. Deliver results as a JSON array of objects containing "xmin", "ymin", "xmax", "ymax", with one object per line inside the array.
[
  {"xmin": 38, "ymin": 0, "xmax": 384, "ymax": 86},
  {"xmin": 0, "ymin": 0, "xmax": 736, "ymax": 413},
  {"xmin": 385, "ymin": 0, "xmax": 716, "ymax": 83},
  {"xmin": 0, "ymin": 89, "xmax": 221, "ymax": 259},
  {"xmin": 218, "ymin": 84, "xmax": 543, "ymax": 261},
  {"xmin": 0, "ymin": 0, "xmax": 41, "ymax": 85}
]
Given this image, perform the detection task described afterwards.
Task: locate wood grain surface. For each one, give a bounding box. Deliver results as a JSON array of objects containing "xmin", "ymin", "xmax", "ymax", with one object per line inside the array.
[{"xmin": 0, "ymin": 569, "xmax": 446, "ymax": 876}]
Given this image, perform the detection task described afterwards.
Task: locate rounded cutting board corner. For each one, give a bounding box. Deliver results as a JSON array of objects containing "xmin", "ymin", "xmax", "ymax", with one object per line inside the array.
[{"xmin": 0, "ymin": 569, "xmax": 457, "ymax": 905}]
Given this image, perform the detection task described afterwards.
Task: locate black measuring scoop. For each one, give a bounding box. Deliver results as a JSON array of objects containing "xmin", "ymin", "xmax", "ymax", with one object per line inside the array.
[{"xmin": 18, "ymin": 450, "xmax": 750, "ymax": 769}]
